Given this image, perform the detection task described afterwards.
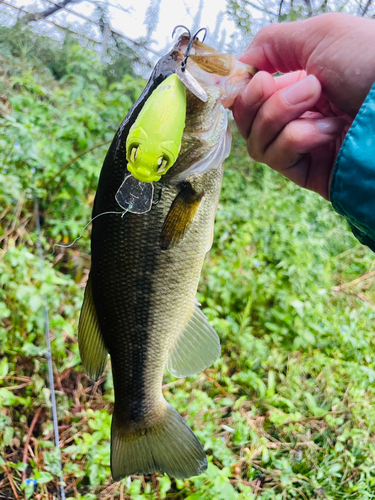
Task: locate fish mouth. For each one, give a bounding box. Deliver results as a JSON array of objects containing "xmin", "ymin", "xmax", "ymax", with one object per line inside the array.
[{"xmin": 174, "ymin": 33, "xmax": 257, "ymax": 109}]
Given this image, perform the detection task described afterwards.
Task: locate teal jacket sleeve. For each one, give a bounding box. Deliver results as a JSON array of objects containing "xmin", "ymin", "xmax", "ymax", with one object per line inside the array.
[{"xmin": 330, "ymin": 82, "xmax": 375, "ymax": 252}]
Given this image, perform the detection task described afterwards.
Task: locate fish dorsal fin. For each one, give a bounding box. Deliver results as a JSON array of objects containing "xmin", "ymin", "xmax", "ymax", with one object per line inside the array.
[
  {"xmin": 78, "ymin": 277, "xmax": 108, "ymax": 380},
  {"xmin": 167, "ymin": 301, "xmax": 221, "ymax": 378},
  {"xmin": 160, "ymin": 182, "xmax": 204, "ymax": 251}
]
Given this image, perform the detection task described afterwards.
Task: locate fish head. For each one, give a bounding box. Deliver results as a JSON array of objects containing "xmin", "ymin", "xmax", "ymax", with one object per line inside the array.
[
  {"xmin": 119, "ymin": 34, "xmax": 257, "ymax": 189},
  {"xmin": 159, "ymin": 34, "xmax": 256, "ymax": 183}
]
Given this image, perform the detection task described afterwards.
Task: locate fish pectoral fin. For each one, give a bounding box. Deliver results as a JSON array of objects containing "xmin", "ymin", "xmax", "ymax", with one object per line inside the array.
[
  {"xmin": 78, "ymin": 277, "xmax": 108, "ymax": 380},
  {"xmin": 160, "ymin": 182, "xmax": 204, "ymax": 251},
  {"xmin": 111, "ymin": 402, "xmax": 207, "ymax": 480},
  {"xmin": 167, "ymin": 301, "xmax": 221, "ymax": 378}
]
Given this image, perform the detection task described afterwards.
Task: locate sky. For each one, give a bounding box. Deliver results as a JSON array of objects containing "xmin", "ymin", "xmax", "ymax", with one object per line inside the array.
[
  {"xmin": 7, "ymin": 0, "xmax": 256, "ymax": 56},
  {"xmin": 109, "ymin": 0, "xmax": 237, "ymax": 51}
]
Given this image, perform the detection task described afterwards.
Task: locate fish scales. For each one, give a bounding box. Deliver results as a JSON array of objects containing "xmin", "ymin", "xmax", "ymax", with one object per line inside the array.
[
  {"xmin": 78, "ymin": 33, "xmax": 252, "ymax": 480},
  {"xmin": 92, "ymin": 166, "xmax": 221, "ymax": 416}
]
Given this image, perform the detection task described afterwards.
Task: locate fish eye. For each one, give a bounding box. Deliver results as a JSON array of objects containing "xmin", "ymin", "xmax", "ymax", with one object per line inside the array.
[
  {"xmin": 130, "ymin": 146, "xmax": 138, "ymax": 163},
  {"xmin": 157, "ymin": 156, "xmax": 169, "ymax": 173}
]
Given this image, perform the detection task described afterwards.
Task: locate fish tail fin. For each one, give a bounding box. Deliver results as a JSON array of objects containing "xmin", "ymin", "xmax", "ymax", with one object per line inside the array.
[{"xmin": 111, "ymin": 403, "xmax": 207, "ymax": 480}]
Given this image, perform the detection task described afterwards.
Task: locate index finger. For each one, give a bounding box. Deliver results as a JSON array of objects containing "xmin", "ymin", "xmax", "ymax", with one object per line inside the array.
[
  {"xmin": 232, "ymin": 70, "xmax": 307, "ymax": 139},
  {"xmin": 232, "ymin": 71, "xmax": 275, "ymax": 139}
]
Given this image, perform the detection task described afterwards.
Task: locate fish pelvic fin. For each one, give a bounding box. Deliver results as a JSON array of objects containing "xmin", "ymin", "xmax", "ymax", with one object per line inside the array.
[
  {"xmin": 167, "ymin": 301, "xmax": 221, "ymax": 378},
  {"xmin": 111, "ymin": 403, "xmax": 207, "ymax": 480},
  {"xmin": 78, "ymin": 277, "xmax": 108, "ymax": 380},
  {"xmin": 160, "ymin": 182, "xmax": 204, "ymax": 251}
]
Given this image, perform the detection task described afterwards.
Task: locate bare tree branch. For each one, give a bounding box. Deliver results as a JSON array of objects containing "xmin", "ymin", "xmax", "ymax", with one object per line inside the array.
[
  {"xmin": 278, "ymin": 0, "xmax": 284, "ymax": 19},
  {"xmin": 320, "ymin": 0, "xmax": 328, "ymax": 12},
  {"xmin": 18, "ymin": 0, "xmax": 78, "ymax": 24},
  {"xmin": 303, "ymin": 0, "xmax": 313, "ymax": 17},
  {"xmin": 362, "ymin": 0, "xmax": 373, "ymax": 16}
]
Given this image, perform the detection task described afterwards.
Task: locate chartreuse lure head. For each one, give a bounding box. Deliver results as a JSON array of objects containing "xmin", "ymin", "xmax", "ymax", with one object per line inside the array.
[{"xmin": 126, "ymin": 73, "xmax": 187, "ymax": 183}]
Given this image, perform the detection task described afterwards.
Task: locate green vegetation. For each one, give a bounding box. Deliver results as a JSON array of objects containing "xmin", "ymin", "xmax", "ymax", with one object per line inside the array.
[{"xmin": 1, "ymin": 25, "xmax": 375, "ymax": 500}]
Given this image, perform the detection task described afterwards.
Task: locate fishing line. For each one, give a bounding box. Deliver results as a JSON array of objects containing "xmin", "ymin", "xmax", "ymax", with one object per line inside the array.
[
  {"xmin": 33, "ymin": 193, "xmax": 66, "ymax": 500},
  {"xmin": 52, "ymin": 208, "xmax": 131, "ymax": 253},
  {"xmin": 34, "ymin": 200, "xmax": 131, "ymax": 496}
]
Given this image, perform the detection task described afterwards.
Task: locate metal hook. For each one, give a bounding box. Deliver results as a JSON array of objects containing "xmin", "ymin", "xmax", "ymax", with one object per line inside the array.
[
  {"xmin": 171, "ymin": 25, "xmax": 191, "ymax": 39},
  {"xmin": 181, "ymin": 27, "xmax": 207, "ymax": 72},
  {"xmin": 193, "ymin": 27, "xmax": 207, "ymax": 43}
]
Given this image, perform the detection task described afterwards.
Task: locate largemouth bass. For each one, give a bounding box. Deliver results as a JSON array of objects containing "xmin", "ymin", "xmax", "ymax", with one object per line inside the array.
[{"xmin": 78, "ymin": 32, "xmax": 254, "ymax": 480}]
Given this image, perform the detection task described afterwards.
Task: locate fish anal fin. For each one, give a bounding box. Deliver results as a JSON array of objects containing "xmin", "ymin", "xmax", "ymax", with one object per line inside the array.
[
  {"xmin": 160, "ymin": 182, "xmax": 204, "ymax": 251},
  {"xmin": 78, "ymin": 277, "xmax": 108, "ymax": 380},
  {"xmin": 111, "ymin": 403, "xmax": 207, "ymax": 480},
  {"xmin": 167, "ymin": 302, "xmax": 221, "ymax": 378}
]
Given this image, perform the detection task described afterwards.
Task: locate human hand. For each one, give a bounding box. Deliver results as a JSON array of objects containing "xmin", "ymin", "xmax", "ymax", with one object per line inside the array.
[{"xmin": 232, "ymin": 13, "xmax": 375, "ymax": 199}]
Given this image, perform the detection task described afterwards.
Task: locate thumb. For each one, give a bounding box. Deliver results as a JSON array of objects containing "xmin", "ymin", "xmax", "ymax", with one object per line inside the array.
[{"xmin": 238, "ymin": 13, "xmax": 347, "ymax": 74}]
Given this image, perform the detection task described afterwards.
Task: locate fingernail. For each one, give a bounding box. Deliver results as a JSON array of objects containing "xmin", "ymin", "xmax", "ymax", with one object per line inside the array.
[
  {"xmin": 283, "ymin": 75, "xmax": 317, "ymax": 105},
  {"xmin": 316, "ymin": 118, "xmax": 345, "ymax": 135}
]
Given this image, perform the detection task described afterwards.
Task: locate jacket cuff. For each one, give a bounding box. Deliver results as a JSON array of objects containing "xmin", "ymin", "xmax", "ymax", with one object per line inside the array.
[{"xmin": 330, "ymin": 82, "xmax": 375, "ymax": 252}]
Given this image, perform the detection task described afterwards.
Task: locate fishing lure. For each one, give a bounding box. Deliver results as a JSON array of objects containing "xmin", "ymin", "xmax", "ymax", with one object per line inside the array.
[
  {"xmin": 126, "ymin": 73, "xmax": 187, "ymax": 183},
  {"xmin": 123, "ymin": 27, "xmax": 209, "ymax": 187},
  {"xmin": 115, "ymin": 25, "xmax": 254, "ymax": 215}
]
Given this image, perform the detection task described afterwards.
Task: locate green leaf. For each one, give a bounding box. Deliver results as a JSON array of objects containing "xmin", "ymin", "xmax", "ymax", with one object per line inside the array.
[
  {"xmin": 3, "ymin": 426, "xmax": 14, "ymax": 446},
  {"xmin": 34, "ymin": 471, "xmax": 54, "ymax": 484},
  {"xmin": 0, "ymin": 388, "xmax": 17, "ymax": 406},
  {"xmin": 157, "ymin": 476, "xmax": 172, "ymax": 498},
  {"xmin": 29, "ymin": 294, "xmax": 43, "ymax": 313},
  {"xmin": 0, "ymin": 357, "xmax": 9, "ymax": 378}
]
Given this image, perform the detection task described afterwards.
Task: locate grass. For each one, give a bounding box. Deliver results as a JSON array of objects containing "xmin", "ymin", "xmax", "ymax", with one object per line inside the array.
[
  {"xmin": 1, "ymin": 129, "xmax": 375, "ymax": 499},
  {"xmin": 0, "ymin": 27, "xmax": 375, "ymax": 499}
]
